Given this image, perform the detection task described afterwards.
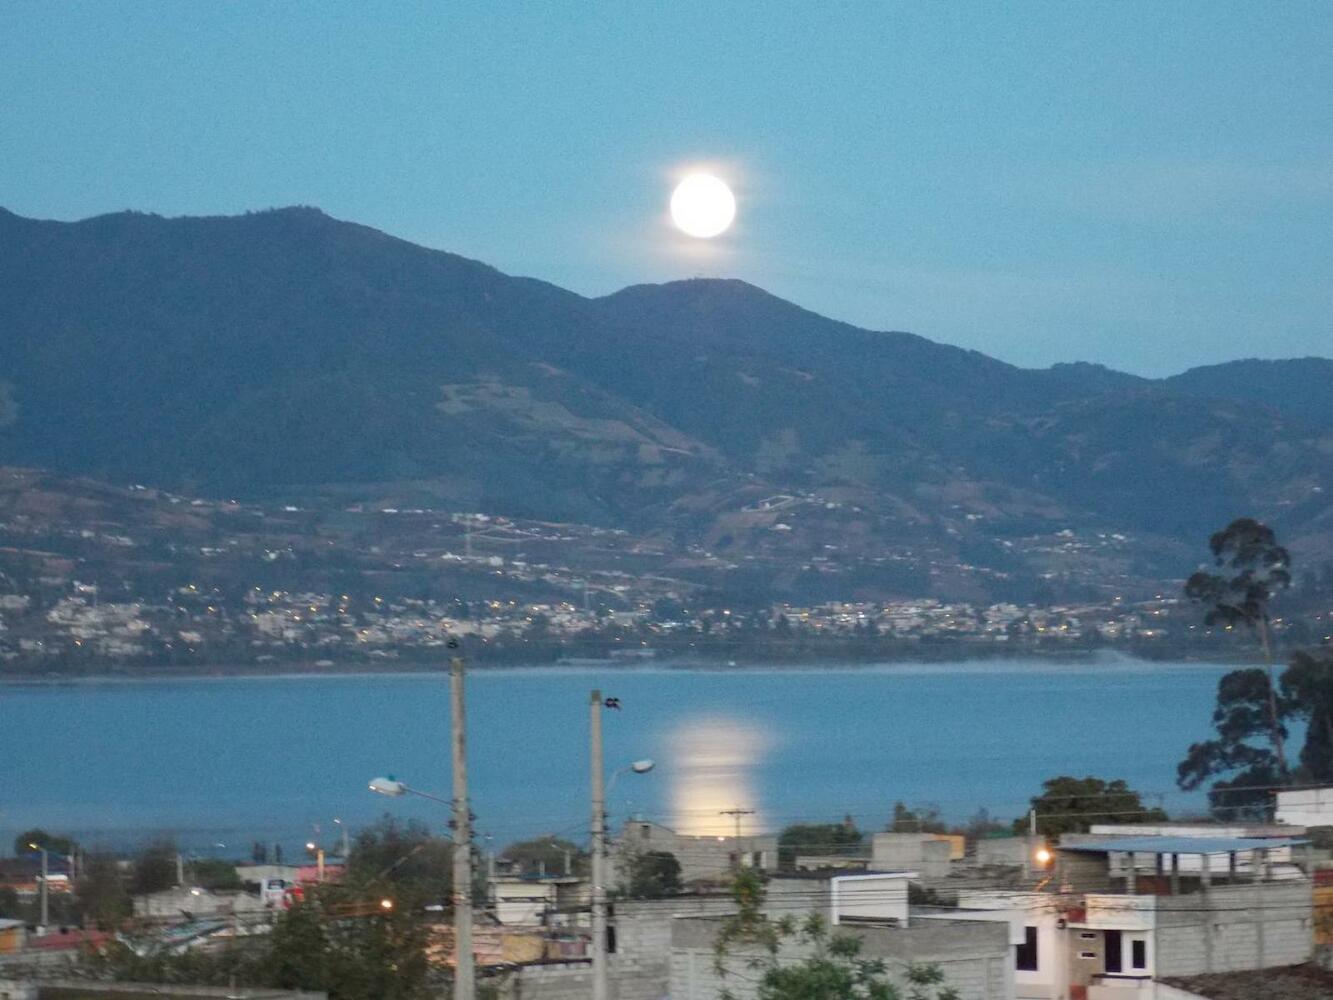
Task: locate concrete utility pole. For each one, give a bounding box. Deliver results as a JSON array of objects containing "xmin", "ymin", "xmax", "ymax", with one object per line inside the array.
[
  {"xmin": 719, "ymin": 807, "xmax": 755, "ymax": 867},
  {"xmin": 31, "ymin": 844, "xmax": 49, "ymax": 930},
  {"xmin": 334, "ymin": 817, "xmax": 350, "ymax": 860},
  {"xmin": 451, "ymin": 652, "xmax": 475, "ymax": 1000},
  {"xmin": 590, "ymin": 689, "xmax": 608, "ymax": 1000}
]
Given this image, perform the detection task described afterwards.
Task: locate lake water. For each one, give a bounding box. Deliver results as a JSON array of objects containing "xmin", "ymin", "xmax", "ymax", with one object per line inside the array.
[{"xmin": 0, "ymin": 658, "xmax": 1235, "ymax": 855}]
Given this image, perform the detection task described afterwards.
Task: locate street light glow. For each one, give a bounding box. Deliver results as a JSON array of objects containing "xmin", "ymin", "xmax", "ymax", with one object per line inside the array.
[{"xmin": 369, "ymin": 776, "xmax": 408, "ymax": 797}]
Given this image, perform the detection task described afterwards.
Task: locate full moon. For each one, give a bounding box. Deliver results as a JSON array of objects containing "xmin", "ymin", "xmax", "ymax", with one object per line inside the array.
[{"xmin": 670, "ymin": 173, "xmax": 736, "ymax": 238}]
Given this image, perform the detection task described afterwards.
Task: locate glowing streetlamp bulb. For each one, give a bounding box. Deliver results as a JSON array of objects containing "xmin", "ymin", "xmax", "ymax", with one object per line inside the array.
[{"xmin": 369, "ymin": 777, "xmax": 408, "ymax": 797}]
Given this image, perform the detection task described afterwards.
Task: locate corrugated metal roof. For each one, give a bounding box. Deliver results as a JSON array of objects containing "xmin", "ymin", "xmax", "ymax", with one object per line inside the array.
[{"xmin": 1058, "ymin": 835, "xmax": 1308, "ymax": 855}]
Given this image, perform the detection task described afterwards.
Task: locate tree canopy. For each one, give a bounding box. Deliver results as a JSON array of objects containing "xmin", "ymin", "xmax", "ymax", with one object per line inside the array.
[
  {"xmin": 887, "ymin": 803, "xmax": 947, "ymax": 835},
  {"xmin": 1018, "ymin": 776, "xmax": 1167, "ymax": 838},
  {"xmin": 624, "ymin": 850, "xmax": 682, "ymax": 898},
  {"xmin": 1178, "ymin": 518, "xmax": 1333, "ymax": 815},
  {"xmin": 132, "ymin": 841, "xmax": 179, "ymax": 895},
  {"xmin": 1185, "ymin": 517, "xmax": 1292, "ymax": 773},
  {"xmin": 777, "ymin": 819, "xmax": 862, "ymax": 870},
  {"xmin": 14, "ymin": 829, "xmax": 76, "ymax": 856},
  {"xmin": 346, "ymin": 815, "xmax": 453, "ymax": 906}
]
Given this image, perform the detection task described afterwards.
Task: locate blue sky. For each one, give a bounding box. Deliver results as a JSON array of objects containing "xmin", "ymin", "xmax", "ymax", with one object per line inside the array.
[{"xmin": 2, "ymin": 2, "xmax": 1330, "ymax": 375}]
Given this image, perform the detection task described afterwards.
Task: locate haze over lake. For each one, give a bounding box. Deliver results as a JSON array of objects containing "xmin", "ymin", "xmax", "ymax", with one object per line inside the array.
[{"xmin": 2, "ymin": 659, "xmax": 1236, "ymax": 854}]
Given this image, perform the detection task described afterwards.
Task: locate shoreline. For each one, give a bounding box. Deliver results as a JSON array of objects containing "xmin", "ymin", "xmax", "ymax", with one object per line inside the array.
[{"xmin": 0, "ymin": 651, "xmax": 1251, "ymax": 686}]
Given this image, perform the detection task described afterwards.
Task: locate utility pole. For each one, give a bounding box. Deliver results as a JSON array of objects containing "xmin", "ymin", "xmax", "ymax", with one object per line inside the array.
[
  {"xmin": 590, "ymin": 689, "xmax": 608, "ymax": 1000},
  {"xmin": 335, "ymin": 818, "xmax": 350, "ymax": 860},
  {"xmin": 34, "ymin": 845, "xmax": 49, "ymax": 930},
  {"xmin": 451, "ymin": 649, "xmax": 475, "ymax": 1000},
  {"xmin": 719, "ymin": 807, "xmax": 755, "ymax": 867}
]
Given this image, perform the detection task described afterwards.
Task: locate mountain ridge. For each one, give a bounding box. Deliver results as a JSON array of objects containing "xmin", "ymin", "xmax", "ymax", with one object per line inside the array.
[{"xmin": 1, "ymin": 205, "xmax": 1328, "ymax": 599}]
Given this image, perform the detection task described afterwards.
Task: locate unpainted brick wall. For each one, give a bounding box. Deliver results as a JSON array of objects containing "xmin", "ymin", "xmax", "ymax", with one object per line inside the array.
[{"xmin": 1153, "ymin": 881, "xmax": 1313, "ymax": 977}]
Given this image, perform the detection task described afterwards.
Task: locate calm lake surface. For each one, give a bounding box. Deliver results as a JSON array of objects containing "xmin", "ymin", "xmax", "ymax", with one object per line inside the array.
[{"xmin": 1, "ymin": 658, "xmax": 1236, "ymax": 854}]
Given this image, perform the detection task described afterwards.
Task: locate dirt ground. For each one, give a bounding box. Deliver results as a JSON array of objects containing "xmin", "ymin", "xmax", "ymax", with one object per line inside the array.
[{"xmin": 1162, "ymin": 964, "xmax": 1333, "ymax": 1000}]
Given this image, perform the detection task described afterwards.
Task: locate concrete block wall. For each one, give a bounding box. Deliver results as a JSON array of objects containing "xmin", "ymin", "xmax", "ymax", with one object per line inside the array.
[
  {"xmin": 975, "ymin": 838, "xmax": 1030, "ymax": 866},
  {"xmin": 872, "ymin": 834, "xmax": 952, "ymax": 879},
  {"xmin": 764, "ymin": 876, "xmax": 832, "ymax": 924},
  {"xmin": 669, "ymin": 916, "xmax": 1013, "ymax": 1000},
  {"xmin": 1053, "ymin": 851, "xmax": 1113, "ymax": 893},
  {"xmin": 1153, "ymin": 881, "xmax": 1313, "ymax": 977},
  {"xmin": 614, "ymin": 821, "xmax": 778, "ymax": 885},
  {"xmin": 490, "ymin": 894, "xmax": 738, "ymax": 1000}
]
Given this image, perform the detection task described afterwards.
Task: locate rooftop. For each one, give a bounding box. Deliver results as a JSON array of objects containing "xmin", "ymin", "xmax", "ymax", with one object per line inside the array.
[{"xmin": 1059, "ymin": 835, "xmax": 1308, "ymax": 856}]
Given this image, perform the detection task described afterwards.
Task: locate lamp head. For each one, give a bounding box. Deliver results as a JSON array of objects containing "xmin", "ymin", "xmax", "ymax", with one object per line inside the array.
[
  {"xmin": 630, "ymin": 759, "xmax": 655, "ymax": 774},
  {"xmin": 369, "ymin": 776, "xmax": 408, "ymax": 797}
]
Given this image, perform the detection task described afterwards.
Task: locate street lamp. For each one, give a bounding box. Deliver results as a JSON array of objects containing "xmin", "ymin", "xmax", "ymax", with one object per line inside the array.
[
  {"xmin": 590, "ymin": 690, "xmax": 655, "ymax": 1000},
  {"xmin": 305, "ymin": 841, "xmax": 325, "ymax": 883},
  {"xmin": 607, "ymin": 759, "xmax": 656, "ymax": 797},
  {"xmin": 333, "ymin": 817, "xmax": 350, "ymax": 860},
  {"xmin": 27, "ymin": 843, "xmax": 48, "ymax": 930},
  {"xmin": 369, "ymin": 771, "xmax": 472, "ymax": 1000},
  {"xmin": 368, "ymin": 776, "xmax": 451, "ymax": 806}
]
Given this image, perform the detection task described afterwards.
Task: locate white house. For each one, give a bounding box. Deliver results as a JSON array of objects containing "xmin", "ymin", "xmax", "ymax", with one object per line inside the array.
[
  {"xmin": 921, "ymin": 833, "xmax": 1314, "ymax": 1000},
  {"xmin": 1276, "ymin": 787, "xmax": 1333, "ymax": 827}
]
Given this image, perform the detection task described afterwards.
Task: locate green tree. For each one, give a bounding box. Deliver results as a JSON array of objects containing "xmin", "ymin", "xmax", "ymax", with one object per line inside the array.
[
  {"xmin": 1185, "ymin": 517, "xmax": 1292, "ymax": 773},
  {"xmin": 94, "ymin": 886, "xmax": 433, "ymax": 1000},
  {"xmin": 1018, "ymin": 776, "xmax": 1167, "ymax": 838},
  {"xmin": 1281, "ymin": 648, "xmax": 1333, "ymax": 783},
  {"xmin": 263, "ymin": 901, "xmax": 330, "ymax": 993},
  {"xmin": 188, "ymin": 858, "xmax": 242, "ymax": 890},
  {"xmin": 76, "ymin": 854, "xmax": 132, "ymax": 930},
  {"xmin": 888, "ymin": 803, "xmax": 946, "ymax": 834},
  {"xmin": 625, "ymin": 850, "xmax": 683, "ymax": 898},
  {"xmin": 0, "ymin": 886, "xmax": 20, "ymax": 919},
  {"xmin": 963, "ymin": 808, "xmax": 1006, "ymax": 840},
  {"xmin": 347, "ymin": 815, "xmax": 453, "ymax": 905},
  {"xmin": 777, "ymin": 820, "xmax": 863, "ymax": 870},
  {"xmin": 320, "ymin": 889, "xmax": 432, "ymax": 1000},
  {"xmin": 1177, "ymin": 669, "xmax": 1288, "ymax": 818},
  {"xmin": 133, "ymin": 841, "xmax": 179, "ymax": 895}
]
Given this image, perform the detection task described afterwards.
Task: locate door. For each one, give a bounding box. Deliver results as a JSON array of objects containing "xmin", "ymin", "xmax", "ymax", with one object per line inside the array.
[{"xmin": 1104, "ymin": 929, "xmax": 1123, "ymax": 974}]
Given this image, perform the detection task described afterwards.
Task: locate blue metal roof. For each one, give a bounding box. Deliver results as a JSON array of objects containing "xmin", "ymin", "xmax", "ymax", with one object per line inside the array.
[{"xmin": 1059, "ymin": 835, "xmax": 1307, "ymax": 855}]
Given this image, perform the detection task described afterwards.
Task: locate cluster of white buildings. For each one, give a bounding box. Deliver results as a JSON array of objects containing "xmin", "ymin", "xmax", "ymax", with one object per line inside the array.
[{"xmin": 472, "ymin": 810, "xmax": 1328, "ymax": 1000}]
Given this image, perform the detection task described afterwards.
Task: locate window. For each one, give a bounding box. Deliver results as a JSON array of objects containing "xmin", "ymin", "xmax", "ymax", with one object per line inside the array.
[
  {"xmin": 1079, "ymin": 951, "xmax": 1097, "ymax": 960},
  {"xmin": 1079, "ymin": 932, "xmax": 1097, "ymax": 940},
  {"xmin": 1131, "ymin": 939, "xmax": 1146, "ymax": 970},
  {"xmin": 1015, "ymin": 926, "xmax": 1038, "ymax": 971}
]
